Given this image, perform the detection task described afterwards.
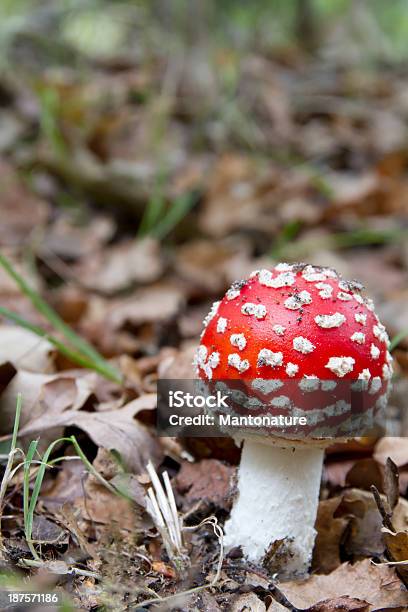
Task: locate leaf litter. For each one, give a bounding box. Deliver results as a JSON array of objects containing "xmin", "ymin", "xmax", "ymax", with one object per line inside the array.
[{"xmin": 1, "ymin": 3, "xmax": 408, "ymax": 610}]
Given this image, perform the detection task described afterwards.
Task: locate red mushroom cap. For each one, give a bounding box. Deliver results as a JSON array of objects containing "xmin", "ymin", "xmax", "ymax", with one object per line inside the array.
[{"xmin": 195, "ymin": 263, "xmax": 392, "ymax": 438}]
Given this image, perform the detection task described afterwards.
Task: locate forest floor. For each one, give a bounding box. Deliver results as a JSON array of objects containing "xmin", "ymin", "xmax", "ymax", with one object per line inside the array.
[{"xmin": 1, "ymin": 5, "xmax": 408, "ymax": 610}]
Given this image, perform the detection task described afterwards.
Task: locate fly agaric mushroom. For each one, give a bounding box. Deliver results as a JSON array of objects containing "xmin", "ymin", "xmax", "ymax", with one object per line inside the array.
[{"xmin": 195, "ymin": 263, "xmax": 392, "ymax": 577}]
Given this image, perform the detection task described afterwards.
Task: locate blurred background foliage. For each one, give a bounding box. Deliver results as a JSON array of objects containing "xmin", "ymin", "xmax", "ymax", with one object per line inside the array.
[
  {"xmin": 0, "ymin": 0, "xmax": 407, "ymax": 306},
  {"xmin": 2, "ymin": 0, "xmax": 408, "ymax": 67}
]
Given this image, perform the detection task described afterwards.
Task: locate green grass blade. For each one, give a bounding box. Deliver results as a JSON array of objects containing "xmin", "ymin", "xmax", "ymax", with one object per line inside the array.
[
  {"xmin": 38, "ymin": 86, "xmax": 67, "ymax": 159},
  {"xmin": 27, "ymin": 439, "xmax": 62, "ymax": 531},
  {"xmin": 69, "ymin": 435, "xmax": 132, "ymax": 501},
  {"xmin": 10, "ymin": 394, "xmax": 22, "ymax": 457},
  {"xmin": 270, "ymin": 220, "xmax": 302, "ymax": 258},
  {"xmin": 151, "ymin": 192, "xmax": 197, "ymax": 240},
  {"xmin": 20, "ymin": 434, "xmax": 133, "ymax": 559},
  {"xmin": 390, "ymin": 328, "xmax": 408, "ymax": 351},
  {"xmin": 23, "ymin": 441, "xmax": 38, "ymax": 540},
  {"xmin": 138, "ymin": 190, "xmax": 167, "ymax": 237},
  {"xmin": 0, "ymin": 306, "xmax": 121, "ymax": 383},
  {"xmin": 0, "ymin": 253, "xmax": 122, "ymax": 383}
]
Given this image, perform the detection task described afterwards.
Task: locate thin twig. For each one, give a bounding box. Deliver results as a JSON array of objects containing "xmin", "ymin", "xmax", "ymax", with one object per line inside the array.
[{"xmin": 19, "ymin": 558, "xmax": 101, "ymax": 579}]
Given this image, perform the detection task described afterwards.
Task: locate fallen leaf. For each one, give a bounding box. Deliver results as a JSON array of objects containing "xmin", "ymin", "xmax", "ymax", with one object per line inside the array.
[
  {"xmin": 78, "ymin": 477, "xmax": 136, "ymax": 529},
  {"xmin": 345, "ymin": 458, "xmax": 384, "ymax": 492},
  {"xmin": 60, "ymin": 503, "xmax": 97, "ymax": 558},
  {"xmin": 0, "ymin": 326, "xmax": 56, "ymax": 373},
  {"xmin": 308, "ymin": 595, "xmax": 369, "ymax": 612},
  {"xmin": 0, "ymin": 160, "xmax": 50, "ymax": 247},
  {"xmin": 393, "ymin": 498, "xmax": 408, "ymax": 532},
  {"xmin": 279, "ymin": 559, "xmax": 408, "ymax": 610},
  {"xmin": 0, "ymin": 370, "xmax": 54, "ymax": 434},
  {"xmin": 0, "ymin": 370, "xmax": 95, "ymax": 435},
  {"xmin": 40, "ymin": 375, "xmax": 94, "ymax": 413},
  {"xmin": 175, "ymin": 459, "xmax": 234, "ymax": 511},
  {"xmin": 313, "ymin": 497, "xmax": 349, "ymax": 573},
  {"xmin": 75, "ymin": 238, "xmax": 162, "ymax": 294},
  {"xmin": 199, "ymin": 154, "xmax": 279, "ymax": 237},
  {"xmin": 15, "ymin": 393, "xmax": 160, "ymax": 473},
  {"xmin": 51, "ymin": 285, "xmax": 88, "ymax": 324},
  {"xmin": 336, "ymin": 489, "xmax": 385, "ymax": 559},
  {"xmin": 323, "ymin": 458, "xmax": 356, "ymax": 488},
  {"xmin": 374, "ymin": 438, "xmax": 408, "ymax": 468},
  {"xmin": 377, "ymin": 294, "xmax": 408, "ymax": 349},
  {"xmin": 41, "ymin": 214, "xmax": 115, "ymax": 260},
  {"xmin": 41, "ymin": 458, "xmax": 90, "ymax": 510},
  {"xmin": 175, "ymin": 238, "xmax": 252, "ymax": 295},
  {"xmin": 383, "ymin": 530, "xmax": 408, "ymax": 584},
  {"xmin": 31, "ymin": 516, "xmax": 68, "ymax": 545},
  {"xmin": 158, "ymin": 345, "xmax": 196, "ymax": 379},
  {"xmin": 231, "ymin": 592, "xmax": 266, "ymax": 612}
]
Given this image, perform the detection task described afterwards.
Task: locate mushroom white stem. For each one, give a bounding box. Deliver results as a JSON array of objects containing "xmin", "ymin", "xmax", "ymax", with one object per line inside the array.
[{"xmin": 223, "ymin": 438, "xmax": 324, "ymax": 578}]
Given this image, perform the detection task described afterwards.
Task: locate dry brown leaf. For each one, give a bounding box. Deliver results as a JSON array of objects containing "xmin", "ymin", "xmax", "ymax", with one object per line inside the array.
[
  {"xmin": 106, "ymin": 284, "xmax": 184, "ymax": 330},
  {"xmin": 383, "ymin": 530, "xmax": 408, "ymax": 584},
  {"xmin": 307, "ymin": 596, "xmax": 369, "ymax": 612},
  {"xmin": 231, "ymin": 592, "xmax": 266, "ymax": 612},
  {"xmin": 75, "ymin": 238, "xmax": 162, "ymax": 294},
  {"xmin": 324, "ymin": 172, "xmax": 380, "ymax": 217},
  {"xmin": 73, "ymin": 449, "xmax": 146, "ymax": 530},
  {"xmin": 31, "ymin": 516, "xmax": 68, "ymax": 546},
  {"xmin": 175, "ymin": 459, "xmax": 234, "ymax": 511},
  {"xmin": 0, "ymin": 326, "xmax": 56, "ymax": 373},
  {"xmin": 16, "ymin": 393, "xmax": 160, "ymax": 473},
  {"xmin": 323, "ymin": 458, "xmax": 356, "ymax": 488},
  {"xmin": 345, "ymin": 458, "xmax": 384, "ymax": 492},
  {"xmin": 0, "ymin": 370, "xmax": 96, "ymax": 435},
  {"xmin": 79, "ymin": 475, "xmax": 136, "ymax": 529},
  {"xmin": 199, "ymin": 154, "xmax": 279, "ymax": 237},
  {"xmin": 336, "ymin": 488, "xmax": 385, "ymax": 559},
  {"xmin": 279, "ymin": 559, "xmax": 408, "ymax": 610},
  {"xmin": 313, "ymin": 497, "xmax": 349, "ymax": 573},
  {"xmin": 40, "ymin": 375, "xmax": 94, "ymax": 413},
  {"xmin": 0, "ymin": 160, "xmax": 50, "ymax": 247},
  {"xmin": 374, "ymin": 438, "xmax": 408, "ymax": 469},
  {"xmin": 41, "ymin": 214, "xmax": 115, "ymax": 260},
  {"xmin": 51, "ymin": 285, "xmax": 88, "ymax": 324},
  {"xmin": 377, "ymin": 294, "xmax": 408, "ymax": 349},
  {"xmin": 60, "ymin": 503, "xmax": 97, "ymax": 558},
  {"xmin": 0, "ymin": 370, "xmax": 54, "ymax": 434},
  {"xmin": 393, "ymin": 498, "xmax": 408, "ymax": 533},
  {"xmin": 175, "ymin": 238, "xmax": 252, "ymax": 295},
  {"xmin": 41, "ymin": 458, "xmax": 91, "ymax": 511},
  {"xmin": 158, "ymin": 345, "xmax": 196, "ymax": 379}
]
